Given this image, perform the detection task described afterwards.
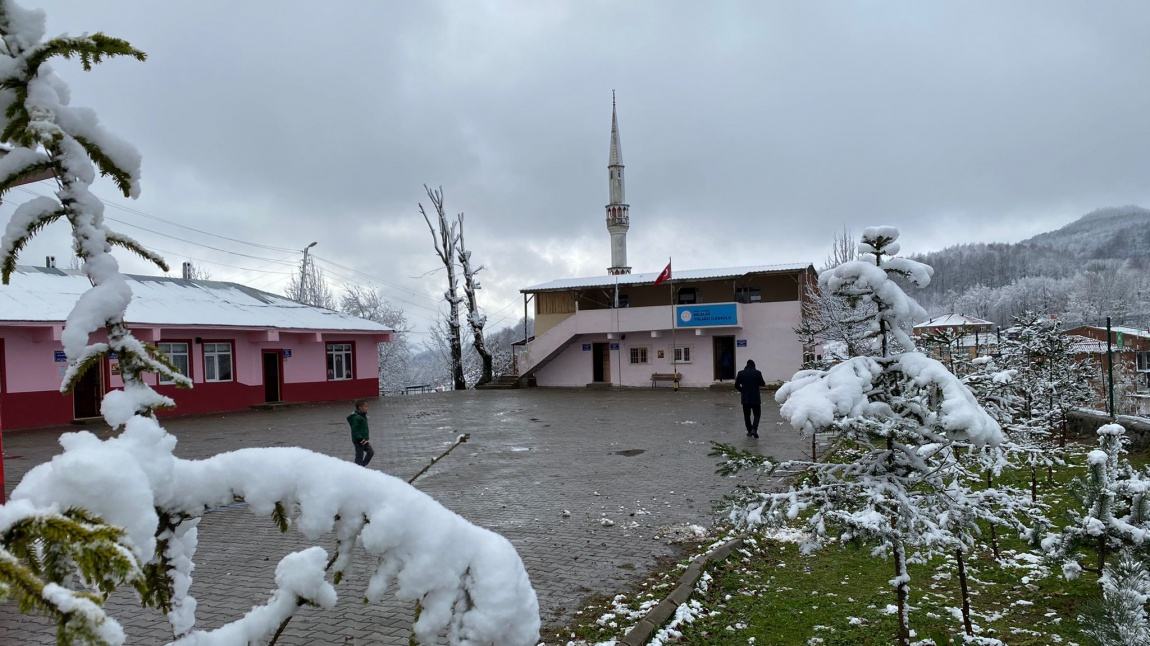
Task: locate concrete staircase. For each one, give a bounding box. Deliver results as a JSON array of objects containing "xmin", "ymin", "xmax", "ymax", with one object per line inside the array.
[{"xmin": 475, "ymin": 375, "xmax": 524, "ymax": 390}]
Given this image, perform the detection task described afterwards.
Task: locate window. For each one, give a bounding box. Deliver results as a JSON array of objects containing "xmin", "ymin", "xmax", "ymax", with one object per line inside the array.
[
  {"xmin": 629, "ymin": 347, "xmax": 648, "ymax": 365},
  {"xmin": 735, "ymin": 287, "xmax": 762, "ymax": 303},
  {"xmin": 673, "ymin": 346, "xmax": 691, "ymax": 363},
  {"xmin": 1138, "ymin": 351, "xmax": 1150, "ymax": 373},
  {"xmin": 615, "ymin": 294, "xmax": 630, "ymax": 308},
  {"xmin": 327, "ymin": 343, "xmax": 354, "ymax": 380},
  {"xmin": 203, "ymin": 342, "xmax": 233, "ymax": 382},
  {"xmin": 157, "ymin": 342, "xmax": 190, "ymax": 384},
  {"xmin": 677, "ymin": 288, "xmax": 697, "ymax": 305}
]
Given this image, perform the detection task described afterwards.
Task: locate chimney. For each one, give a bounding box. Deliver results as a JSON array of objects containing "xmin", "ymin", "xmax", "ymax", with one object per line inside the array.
[
  {"xmin": 181, "ymin": 261, "xmax": 193, "ymax": 280},
  {"xmin": 45, "ymin": 256, "xmax": 55, "ymax": 269}
]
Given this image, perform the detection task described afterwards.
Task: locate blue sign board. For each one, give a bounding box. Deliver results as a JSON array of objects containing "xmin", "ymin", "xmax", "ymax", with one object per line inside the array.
[
  {"xmin": 675, "ymin": 303, "xmax": 738, "ymax": 328},
  {"xmin": 736, "ymin": 339, "xmax": 748, "ymax": 348},
  {"xmin": 581, "ymin": 343, "xmax": 592, "ymax": 352},
  {"xmin": 54, "ymin": 350, "xmax": 67, "ymax": 362},
  {"xmin": 609, "ymin": 343, "xmax": 620, "ymax": 350}
]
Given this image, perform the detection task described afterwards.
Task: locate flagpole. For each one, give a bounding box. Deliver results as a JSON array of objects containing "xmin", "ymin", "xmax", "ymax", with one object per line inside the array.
[{"xmin": 669, "ymin": 256, "xmax": 678, "ymax": 391}]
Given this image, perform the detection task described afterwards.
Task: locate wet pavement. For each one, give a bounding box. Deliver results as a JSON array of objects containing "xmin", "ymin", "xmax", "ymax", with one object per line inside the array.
[{"xmin": 0, "ymin": 388, "xmax": 809, "ymax": 644}]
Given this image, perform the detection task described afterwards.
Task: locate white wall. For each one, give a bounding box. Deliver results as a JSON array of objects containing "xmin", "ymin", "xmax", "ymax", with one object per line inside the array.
[{"xmin": 533, "ymin": 300, "xmax": 803, "ymax": 387}]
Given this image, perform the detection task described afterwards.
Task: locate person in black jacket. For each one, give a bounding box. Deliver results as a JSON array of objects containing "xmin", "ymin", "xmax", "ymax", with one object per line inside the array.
[{"xmin": 734, "ymin": 359, "xmax": 767, "ymax": 438}]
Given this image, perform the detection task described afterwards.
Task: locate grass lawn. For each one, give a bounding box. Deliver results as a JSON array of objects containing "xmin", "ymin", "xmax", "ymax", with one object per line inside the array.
[{"xmin": 552, "ymin": 441, "xmax": 1137, "ymax": 645}]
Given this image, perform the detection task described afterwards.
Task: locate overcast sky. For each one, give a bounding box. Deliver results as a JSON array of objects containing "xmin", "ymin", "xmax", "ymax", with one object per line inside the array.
[{"xmin": 11, "ymin": 1, "xmax": 1150, "ymax": 341}]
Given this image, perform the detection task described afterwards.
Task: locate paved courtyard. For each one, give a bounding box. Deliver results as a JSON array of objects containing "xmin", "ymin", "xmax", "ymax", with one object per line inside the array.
[{"xmin": 0, "ymin": 389, "xmax": 809, "ymax": 644}]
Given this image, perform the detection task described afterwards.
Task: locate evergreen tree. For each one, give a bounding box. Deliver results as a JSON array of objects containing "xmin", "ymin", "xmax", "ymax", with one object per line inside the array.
[
  {"xmin": 1081, "ymin": 553, "xmax": 1150, "ymax": 646},
  {"xmin": 1000, "ymin": 312, "xmax": 1094, "ymax": 501},
  {"xmin": 719, "ymin": 227, "xmax": 1006, "ymax": 646},
  {"xmin": 1043, "ymin": 424, "xmax": 1150, "ymax": 579}
]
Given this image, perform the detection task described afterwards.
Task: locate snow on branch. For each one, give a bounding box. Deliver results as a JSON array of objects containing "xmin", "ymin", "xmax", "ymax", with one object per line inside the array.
[{"xmin": 12, "ymin": 415, "xmax": 541, "ymax": 644}]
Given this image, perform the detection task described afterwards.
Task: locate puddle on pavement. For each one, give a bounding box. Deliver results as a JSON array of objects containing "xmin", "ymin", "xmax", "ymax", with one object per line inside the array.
[{"xmin": 613, "ymin": 449, "xmax": 646, "ymax": 457}]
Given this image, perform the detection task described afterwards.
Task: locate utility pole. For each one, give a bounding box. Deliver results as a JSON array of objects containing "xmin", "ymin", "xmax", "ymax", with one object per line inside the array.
[
  {"xmin": 1107, "ymin": 316, "xmax": 1116, "ymax": 419},
  {"xmin": 300, "ymin": 241, "xmax": 317, "ymax": 303}
]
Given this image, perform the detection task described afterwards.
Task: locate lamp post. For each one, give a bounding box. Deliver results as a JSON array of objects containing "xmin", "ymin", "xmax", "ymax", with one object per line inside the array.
[{"xmin": 300, "ymin": 241, "xmax": 317, "ymax": 303}]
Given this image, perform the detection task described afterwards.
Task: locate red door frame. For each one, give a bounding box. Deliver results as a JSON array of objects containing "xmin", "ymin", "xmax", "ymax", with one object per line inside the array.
[{"xmin": 262, "ymin": 350, "xmax": 284, "ymax": 403}]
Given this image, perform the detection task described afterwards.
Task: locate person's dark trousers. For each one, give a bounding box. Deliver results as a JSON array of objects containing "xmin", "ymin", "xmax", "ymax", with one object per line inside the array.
[
  {"xmin": 354, "ymin": 441, "xmax": 374, "ymax": 466},
  {"xmin": 742, "ymin": 405, "xmax": 761, "ymax": 437}
]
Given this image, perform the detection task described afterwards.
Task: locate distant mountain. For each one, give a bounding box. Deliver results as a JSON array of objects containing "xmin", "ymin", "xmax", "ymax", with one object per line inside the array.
[
  {"xmin": 1022, "ymin": 205, "xmax": 1150, "ymax": 260},
  {"xmin": 910, "ymin": 206, "xmax": 1150, "ymax": 327}
]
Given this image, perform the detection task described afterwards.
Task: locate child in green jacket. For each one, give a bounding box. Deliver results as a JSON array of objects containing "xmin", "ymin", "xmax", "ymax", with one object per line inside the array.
[{"xmin": 347, "ymin": 399, "xmax": 374, "ymax": 466}]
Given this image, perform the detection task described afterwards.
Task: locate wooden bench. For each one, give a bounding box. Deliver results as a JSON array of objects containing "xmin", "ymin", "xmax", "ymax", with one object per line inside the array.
[{"xmin": 650, "ymin": 373, "xmax": 681, "ymax": 388}]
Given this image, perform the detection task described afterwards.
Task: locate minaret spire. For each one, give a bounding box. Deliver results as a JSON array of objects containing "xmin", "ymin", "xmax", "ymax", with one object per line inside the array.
[{"xmin": 606, "ymin": 91, "xmax": 630, "ymax": 275}]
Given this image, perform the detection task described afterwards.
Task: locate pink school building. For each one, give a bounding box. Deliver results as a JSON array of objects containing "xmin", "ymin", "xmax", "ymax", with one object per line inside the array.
[{"xmin": 0, "ymin": 266, "xmax": 391, "ymax": 431}]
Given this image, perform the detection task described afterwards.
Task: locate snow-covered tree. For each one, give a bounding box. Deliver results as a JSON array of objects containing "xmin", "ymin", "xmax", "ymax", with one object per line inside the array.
[
  {"xmin": 1044, "ymin": 424, "xmax": 1150, "ymax": 580},
  {"xmin": 720, "ymin": 227, "xmax": 1005, "ymax": 645},
  {"xmin": 0, "ymin": 4, "xmax": 539, "ymax": 643},
  {"xmin": 340, "ymin": 285, "xmax": 412, "ymax": 393},
  {"xmin": 1000, "ymin": 312, "xmax": 1093, "ymax": 501},
  {"xmin": 1081, "ymin": 553, "xmax": 1150, "ymax": 646},
  {"xmin": 420, "ymin": 185, "xmax": 466, "ymax": 390},
  {"xmin": 456, "ymin": 212, "xmax": 493, "ymax": 386}
]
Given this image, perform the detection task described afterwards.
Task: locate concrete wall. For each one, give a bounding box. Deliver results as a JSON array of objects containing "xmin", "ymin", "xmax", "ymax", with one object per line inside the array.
[{"xmin": 1067, "ymin": 409, "xmax": 1150, "ymax": 450}]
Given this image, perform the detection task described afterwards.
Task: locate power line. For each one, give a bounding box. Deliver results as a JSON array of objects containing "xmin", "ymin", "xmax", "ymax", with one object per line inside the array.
[{"xmin": 18, "ymin": 179, "xmax": 301, "ymax": 254}]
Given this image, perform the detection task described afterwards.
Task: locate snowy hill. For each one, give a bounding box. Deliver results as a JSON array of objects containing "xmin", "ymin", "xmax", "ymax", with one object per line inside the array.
[
  {"xmin": 910, "ymin": 206, "xmax": 1150, "ymax": 327},
  {"xmin": 1022, "ymin": 205, "xmax": 1150, "ymax": 259}
]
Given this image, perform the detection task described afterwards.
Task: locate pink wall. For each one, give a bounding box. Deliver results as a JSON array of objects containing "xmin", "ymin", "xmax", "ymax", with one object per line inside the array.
[
  {"xmin": 0, "ymin": 324, "xmax": 389, "ymax": 430},
  {"xmin": 532, "ymin": 301, "xmax": 802, "ymax": 387}
]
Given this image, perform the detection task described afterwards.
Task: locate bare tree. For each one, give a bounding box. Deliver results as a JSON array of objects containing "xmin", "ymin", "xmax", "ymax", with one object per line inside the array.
[
  {"xmin": 341, "ymin": 285, "xmax": 413, "ymax": 393},
  {"xmin": 456, "ymin": 212, "xmax": 493, "ymax": 386},
  {"xmin": 823, "ymin": 225, "xmax": 856, "ymax": 270},
  {"xmin": 797, "ymin": 226, "xmax": 874, "ymax": 364},
  {"xmin": 420, "ymin": 185, "xmax": 466, "ymax": 390},
  {"xmin": 286, "ymin": 255, "xmax": 334, "ymax": 309}
]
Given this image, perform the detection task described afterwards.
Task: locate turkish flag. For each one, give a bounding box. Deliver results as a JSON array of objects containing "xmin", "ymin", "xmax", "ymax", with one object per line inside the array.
[{"xmin": 653, "ymin": 261, "xmax": 672, "ymax": 286}]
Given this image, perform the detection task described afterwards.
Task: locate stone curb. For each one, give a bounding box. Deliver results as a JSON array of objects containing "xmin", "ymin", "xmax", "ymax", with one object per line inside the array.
[{"xmin": 618, "ymin": 536, "xmax": 744, "ymax": 646}]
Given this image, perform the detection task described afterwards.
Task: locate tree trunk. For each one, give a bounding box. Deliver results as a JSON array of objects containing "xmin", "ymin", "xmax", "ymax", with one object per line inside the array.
[
  {"xmin": 1030, "ymin": 464, "xmax": 1038, "ymax": 504},
  {"xmin": 956, "ymin": 548, "xmax": 973, "ymax": 637},
  {"xmin": 893, "ymin": 537, "xmax": 911, "ymax": 646},
  {"xmin": 456, "ymin": 214, "xmax": 493, "ymax": 386},
  {"xmin": 420, "ymin": 186, "xmax": 466, "ymax": 391},
  {"xmin": 986, "ymin": 471, "xmax": 1001, "ymax": 560}
]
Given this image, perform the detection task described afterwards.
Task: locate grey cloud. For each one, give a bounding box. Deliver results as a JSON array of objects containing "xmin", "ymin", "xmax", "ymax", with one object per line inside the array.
[{"xmin": 11, "ymin": 0, "xmax": 1150, "ymax": 340}]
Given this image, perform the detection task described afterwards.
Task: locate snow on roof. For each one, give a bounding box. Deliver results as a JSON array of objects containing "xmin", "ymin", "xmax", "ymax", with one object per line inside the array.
[
  {"xmin": 914, "ymin": 314, "xmax": 995, "ymax": 329},
  {"xmin": 0, "ymin": 266, "xmax": 391, "ymax": 333},
  {"xmin": 1076, "ymin": 325, "xmax": 1150, "ymax": 340},
  {"xmin": 1065, "ymin": 334, "xmax": 1134, "ymax": 355},
  {"xmin": 521, "ymin": 263, "xmax": 812, "ymax": 293}
]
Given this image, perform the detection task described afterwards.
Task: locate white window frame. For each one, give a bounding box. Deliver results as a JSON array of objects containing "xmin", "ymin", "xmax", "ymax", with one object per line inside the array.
[
  {"xmin": 203, "ymin": 342, "xmax": 234, "ymax": 383},
  {"xmin": 673, "ymin": 346, "xmax": 692, "ymax": 363},
  {"xmin": 1138, "ymin": 351, "xmax": 1150, "ymax": 373},
  {"xmin": 629, "ymin": 346, "xmax": 649, "ymax": 365},
  {"xmin": 157, "ymin": 342, "xmax": 190, "ymax": 385},
  {"xmin": 327, "ymin": 342, "xmax": 354, "ymax": 381},
  {"xmin": 736, "ymin": 287, "xmax": 762, "ymax": 303}
]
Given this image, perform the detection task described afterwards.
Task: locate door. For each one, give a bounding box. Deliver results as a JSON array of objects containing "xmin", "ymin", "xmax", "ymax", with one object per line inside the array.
[
  {"xmin": 262, "ymin": 351, "xmax": 282, "ymax": 403},
  {"xmin": 73, "ymin": 361, "xmax": 103, "ymax": 419},
  {"xmin": 592, "ymin": 342, "xmax": 610, "ymax": 383},
  {"xmin": 713, "ymin": 336, "xmax": 736, "ymax": 381}
]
